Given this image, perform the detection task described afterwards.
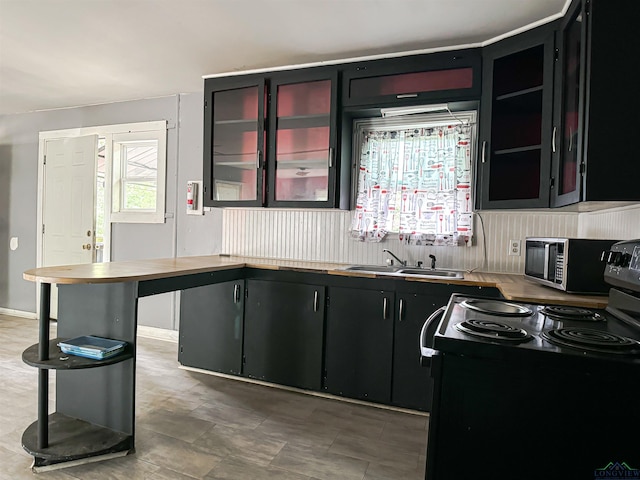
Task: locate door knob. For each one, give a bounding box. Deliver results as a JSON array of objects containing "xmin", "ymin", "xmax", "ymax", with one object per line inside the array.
[{"xmin": 82, "ymin": 244, "xmax": 92, "ymax": 250}]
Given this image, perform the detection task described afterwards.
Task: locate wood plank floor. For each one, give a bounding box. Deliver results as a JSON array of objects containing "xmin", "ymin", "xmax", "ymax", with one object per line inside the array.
[{"xmin": 0, "ymin": 314, "xmax": 428, "ymax": 479}]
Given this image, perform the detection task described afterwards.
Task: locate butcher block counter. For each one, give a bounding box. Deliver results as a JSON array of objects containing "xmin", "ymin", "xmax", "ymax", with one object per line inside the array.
[
  {"xmin": 21, "ymin": 253, "xmax": 609, "ymax": 470},
  {"xmin": 24, "ymin": 254, "xmax": 608, "ymax": 309}
]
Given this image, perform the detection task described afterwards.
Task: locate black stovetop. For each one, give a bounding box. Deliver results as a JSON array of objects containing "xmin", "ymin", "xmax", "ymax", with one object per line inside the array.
[{"xmin": 432, "ymin": 293, "xmax": 640, "ymax": 366}]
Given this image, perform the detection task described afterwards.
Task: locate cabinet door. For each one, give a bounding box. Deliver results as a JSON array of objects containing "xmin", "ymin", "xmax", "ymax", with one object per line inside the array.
[
  {"xmin": 392, "ymin": 293, "xmax": 441, "ymax": 411},
  {"xmin": 324, "ymin": 287, "xmax": 394, "ymax": 404},
  {"xmin": 244, "ymin": 279, "xmax": 325, "ymax": 390},
  {"xmin": 342, "ymin": 50, "xmax": 481, "ymax": 107},
  {"xmin": 551, "ymin": 0, "xmax": 585, "ymax": 207},
  {"xmin": 477, "ymin": 23, "xmax": 556, "ymax": 209},
  {"xmin": 550, "ymin": 0, "xmax": 640, "ymax": 207},
  {"xmin": 203, "ymin": 76, "xmax": 266, "ymax": 207},
  {"xmin": 178, "ymin": 281, "xmax": 244, "ymax": 375},
  {"xmin": 268, "ymin": 70, "xmax": 338, "ymax": 207}
]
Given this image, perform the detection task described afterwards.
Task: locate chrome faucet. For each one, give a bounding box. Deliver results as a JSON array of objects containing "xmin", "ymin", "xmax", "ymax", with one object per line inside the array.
[
  {"xmin": 429, "ymin": 254, "xmax": 437, "ymax": 269},
  {"xmin": 383, "ymin": 249, "xmax": 406, "ymax": 266}
]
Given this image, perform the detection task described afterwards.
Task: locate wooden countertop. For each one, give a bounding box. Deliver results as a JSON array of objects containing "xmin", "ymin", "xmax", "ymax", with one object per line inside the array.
[{"xmin": 23, "ymin": 254, "xmax": 609, "ymax": 309}]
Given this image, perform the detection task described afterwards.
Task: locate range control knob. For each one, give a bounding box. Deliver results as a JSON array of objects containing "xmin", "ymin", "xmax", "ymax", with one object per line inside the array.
[
  {"xmin": 604, "ymin": 250, "xmax": 619, "ymax": 265},
  {"xmin": 618, "ymin": 253, "xmax": 632, "ymax": 267}
]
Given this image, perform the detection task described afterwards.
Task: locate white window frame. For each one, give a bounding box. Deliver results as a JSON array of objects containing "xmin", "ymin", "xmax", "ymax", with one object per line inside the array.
[
  {"xmin": 109, "ymin": 125, "xmax": 167, "ymax": 223},
  {"xmin": 37, "ymin": 120, "xmax": 168, "ymax": 268}
]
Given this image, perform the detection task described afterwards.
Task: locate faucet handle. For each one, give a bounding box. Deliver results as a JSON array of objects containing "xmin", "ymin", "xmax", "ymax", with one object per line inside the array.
[
  {"xmin": 416, "ymin": 261, "xmax": 423, "ymax": 268},
  {"xmin": 386, "ymin": 258, "xmax": 394, "ymax": 266}
]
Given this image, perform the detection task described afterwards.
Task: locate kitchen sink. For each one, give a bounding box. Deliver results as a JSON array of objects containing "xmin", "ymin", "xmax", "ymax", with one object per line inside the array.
[
  {"xmin": 342, "ymin": 265, "xmax": 464, "ymax": 279},
  {"xmin": 343, "ymin": 265, "xmax": 402, "ymax": 273},
  {"xmin": 397, "ymin": 268, "xmax": 464, "ymax": 279}
]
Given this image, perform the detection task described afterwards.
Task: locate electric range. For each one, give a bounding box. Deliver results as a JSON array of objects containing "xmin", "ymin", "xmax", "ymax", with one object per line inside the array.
[{"xmin": 421, "ymin": 239, "xmax": 640, "ymax": 480}]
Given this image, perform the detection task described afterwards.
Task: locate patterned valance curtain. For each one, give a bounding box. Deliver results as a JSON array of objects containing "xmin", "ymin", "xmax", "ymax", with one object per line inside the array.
[{"xmin": 350, "ymin": 124, "xmax": 473, "ymax": 246}]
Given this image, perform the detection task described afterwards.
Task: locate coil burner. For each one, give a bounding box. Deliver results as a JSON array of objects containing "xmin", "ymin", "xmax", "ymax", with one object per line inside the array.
[
  {"xmin": 460, "ymin": 299, "xmax": 533, "ymax": 317},
  {"xmin": 455, "ymin": 319, "xmax": 532, "ymax": 343},
  {"xmin": 540, "ymin": 305, "xmax": 605, "ymax": 322},
  {"xmin": 542, "ymin": 328, "xmax": 640, "ymax": 355}
]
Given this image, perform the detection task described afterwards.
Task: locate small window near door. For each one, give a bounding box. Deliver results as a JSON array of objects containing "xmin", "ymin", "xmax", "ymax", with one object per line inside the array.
[{"xmin": 111, "ymin": 127, "xmax": 167, "ymax": 223}]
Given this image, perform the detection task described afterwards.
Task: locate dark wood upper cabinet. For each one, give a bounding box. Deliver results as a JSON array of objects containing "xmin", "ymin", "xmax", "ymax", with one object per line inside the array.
[
  {"xmin": 203, "ymin": 76, "xmax": 266, "ymax": 207},
  {"xmin": 267, "ymin": 69, "xmax": 340, "ymax": 208},
  {"xmin": 342, "ymin": 49, "xmax": 481, "ymax": 108},
  {"xmin": 477, "ymin": 22, "xmax": 556, "ymax": 209},
  {"xmin": 551, "ymin": 0, "xmax": 640, "ymax": 207},
  {"xmin": 203, "ymin": 1, "xmax": 639, "ymax": 211},
  {"xmin": 203, "ymin": 67, "xmax": 345, "ymax": 208}
]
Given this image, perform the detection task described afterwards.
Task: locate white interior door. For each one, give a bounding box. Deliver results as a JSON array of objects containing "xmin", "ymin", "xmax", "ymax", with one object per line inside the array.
[{"xmin": 42, "ymin": 135, "xmax": 98, "ymax": 318}]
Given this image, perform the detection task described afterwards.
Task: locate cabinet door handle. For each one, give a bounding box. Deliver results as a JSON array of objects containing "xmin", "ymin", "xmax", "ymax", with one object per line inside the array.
[
  {"xmin": 396, "ymin": 93, "xmax": 418, "ymax": 99},
  {"xmin": 383, "ymin": 297, "xmax": 388, "ymax": 320},
  {"xmin": 568, "ymin": 128, "xmax": 573, "ymax": 152},
  {"xmin": 552, "ymin": 126, "xmax": 557, "ymax": 153},
  {"xmin": 256, "ymin": 150, "xmax": 262, "ymax": 169},
  {"xmin": 399, "ymin": 298, "xmax": 404, "ymax": 321},
  {"xmin": 233, "ymin": 284, "xmax": 240, "ymax": 304},
  {"xmin": 328, "ymin": 147, "xmax": 334, "ymax": 168},
  {"xmin": 481, "ymin": 141, "xmax": 487, "ymax": 163},
  {"xmin": 313, "ymin": 290, "xmax": 319, "ymax": 312}
]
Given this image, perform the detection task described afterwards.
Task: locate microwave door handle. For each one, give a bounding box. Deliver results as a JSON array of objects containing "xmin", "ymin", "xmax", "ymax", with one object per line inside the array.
[{"xmin": 543, "ymin": 244, "xmax": 550, "ymax": 280}]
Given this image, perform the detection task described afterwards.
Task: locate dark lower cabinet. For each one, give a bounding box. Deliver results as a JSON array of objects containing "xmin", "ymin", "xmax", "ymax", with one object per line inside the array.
[
  {"xmin": 392, "ymin": 293, "xmax": 443, "ymax": 411},
  {"xmin": 324, "ymin": 287, "xmax": 394, "ymax": 404},
  {"xmin": 243, "ymin": 279, "xmax": 325, "ymax": 390},
  {"xmin": 178, "ymin": 281, "xmax": 244, "ymax": 375},
  {"xmin": 178, "ymin": 271, "xmax": 501, "ymax": 412},
  {"xmin": 393, "ymin": 286, "xmax": 501, "ymax": 411}
]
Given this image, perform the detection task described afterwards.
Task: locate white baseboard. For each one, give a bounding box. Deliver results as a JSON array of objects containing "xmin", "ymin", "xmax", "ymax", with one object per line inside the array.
[
  {"xmin": 137, "ymin": 325, "xmax": 178, "ymax": 343},
  {"xmin": 0, "ymin": 307, "xmax": 37, "ymax": 319}
]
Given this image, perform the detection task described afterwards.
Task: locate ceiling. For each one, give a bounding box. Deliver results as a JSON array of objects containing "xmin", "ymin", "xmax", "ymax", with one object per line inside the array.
[{"xmin": 0, "ymin": 0, "xmax": 568, "ymax": 116}]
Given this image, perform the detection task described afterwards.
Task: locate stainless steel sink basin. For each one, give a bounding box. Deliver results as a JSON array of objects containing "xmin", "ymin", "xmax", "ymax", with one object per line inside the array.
[
  {"xmin": 397, "ymin": 268, "xmax": 464, "ymax": 279},
  {"xmin": 342, "ymin": 265, "xmax": 464, "ymax": 279},
  {"xmin": 343, "ymin": 265, "xmax": 402, "ymax": 273}
]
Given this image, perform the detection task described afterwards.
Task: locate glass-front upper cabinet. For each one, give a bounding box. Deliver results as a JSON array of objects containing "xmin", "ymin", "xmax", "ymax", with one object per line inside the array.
[
  {"xmin": 551, "ymin": 0, "xmax": 584, "ymax": 207},
  {"xmin": 550, "ymin": 0, "xmax": 640, "ymax": 207},
  {"xmin": 342, "ymin": 50, "xmax": 481, "ymax": 108},
  {"xmin": 203, "ymin": 70, "xmax": 341, "ymax": 208},
  {"xmin": 268, "ymin": 71, "xmax": 338, "ymax": 207},
  {"xmin": 477, "ymin": 22, "xmax": 556, "ymax": 209},
  {"xmin": 203, "ymin": 77, "xmax": 266, "ymax": 207}
]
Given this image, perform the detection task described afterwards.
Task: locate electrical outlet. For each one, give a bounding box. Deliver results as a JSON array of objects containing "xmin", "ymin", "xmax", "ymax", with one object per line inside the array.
[{"xmin": 509, "ymin": 239, "xmax": 521, "ymax": 256}]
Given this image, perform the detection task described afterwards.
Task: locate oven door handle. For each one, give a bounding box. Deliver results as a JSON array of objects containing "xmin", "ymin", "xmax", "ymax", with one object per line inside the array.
[{"xmin": 420, "ymin": 306, "xmax": 446, "ymax": 367}]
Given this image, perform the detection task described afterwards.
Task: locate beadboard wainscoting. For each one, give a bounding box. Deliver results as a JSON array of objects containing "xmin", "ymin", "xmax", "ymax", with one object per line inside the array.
[
  {"xmin": 221, "ymin": 209, "xmax": 579, "ymax": 274},
  {"xmin": 578, "ymin": 204, "xmax": 640, "ymax": 240}
]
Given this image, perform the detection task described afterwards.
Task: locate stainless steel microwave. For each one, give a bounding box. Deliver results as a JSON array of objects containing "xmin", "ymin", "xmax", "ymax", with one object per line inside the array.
[{"xmin": 524, "ymin": 237, "xmax": 619, "ymax": 294}]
